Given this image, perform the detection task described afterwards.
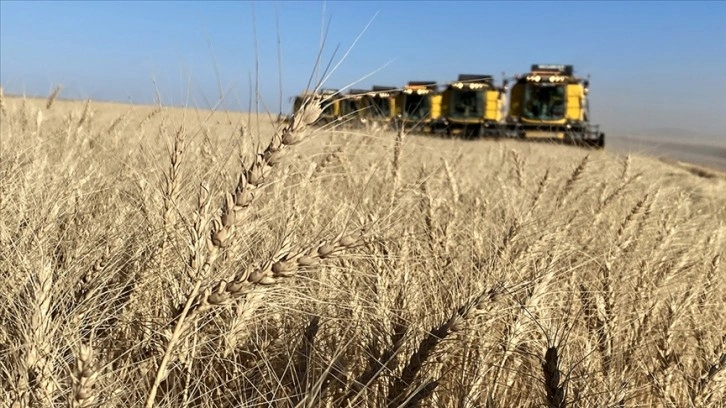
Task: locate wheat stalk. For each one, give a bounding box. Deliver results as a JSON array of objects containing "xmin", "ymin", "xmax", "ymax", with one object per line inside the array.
[
  {"xmin": 542, "ymin": 346, "xmax": 566, "ymax": 408},
  {"xmin": 0, "ymin": 85, "xmax": 6, "ymax": 116},
  {"xmin": 556, "ymin": 153, "xmax": 589, "ymax": 206},
  {"xmin": 46, "ymin": 85, "xmax": 62, "ymax": 110},
  {"xmin": 144, "ymin": 97, "xmax": 324, "ymax": 408}
]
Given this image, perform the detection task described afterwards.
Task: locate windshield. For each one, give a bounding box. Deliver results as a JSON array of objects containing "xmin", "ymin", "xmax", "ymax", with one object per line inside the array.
[
  {"xmin": 370, "ymin": 96, "xmax": 391, "ymax": 118},
  {"xmin": 321, "ymin": 99, "xmax": 336, "ymax": 116},
  {"xmin": 403, "ymin": 94, "xmax": 431, "ymax": 120},
  {"xmin": 344, "ymin": 99, "xmax": 362, "ymax": 116},
  {"xmin": 523, "ymin": 84, "xmax": 565, "ymax": 120},
  {"xmin": 449, "ymin": 89, "xmax": 484, "ymax": 119}
]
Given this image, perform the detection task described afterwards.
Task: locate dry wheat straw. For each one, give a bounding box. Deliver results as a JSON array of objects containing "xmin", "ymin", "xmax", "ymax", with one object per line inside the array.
[
  {"xmin": 106, "ymin": 110, "xmax": 129, "ymax": 134},
  {"xmin": 542, "ymin": 346, "xmax": 566, "ymax": 408},
  {"xmin": 4, "ymin": 79, "xmax": 726, "ymax": 408},
  {"xmin": 46, "ymin": 85, "xmax": 62, "ymax": 110},
  {"xmin": 0, "ymin": 85, "xmax": 6, "ymax": 116},
  {"xmin": 510, "ymin": 149, "xmax": 526, "ymax": 188},
  {"xmin": 387, "ymin": 291, "xmax": 490, "ymax": 407},
  {"xmin": 70, "ymin": 343, "xmax": 99, "ymax": 408},
  {"xmin": 137, "ymin": 106, "xmax": 162, "ymax": 131},
  {"xmin": 144, "ymin": 97, "xmax": 324, "ymax": 408},
  {"xmin": 19, "ymin": 262, "xmax": 56, "ymax": 407},
  {"xmin": 557, "ymin": 153, "xmax": 589, "ymax": 205},
  {"xmin": 391, "ymin": 124, "xmax": 406, "ymax": 190},
  {"xmin": 692, "ymin": 335, "xmax": 726, "ymax": 406},
  {"xmin": 34, "ymin": 108, "xmax": 43, "ymax": 135}
]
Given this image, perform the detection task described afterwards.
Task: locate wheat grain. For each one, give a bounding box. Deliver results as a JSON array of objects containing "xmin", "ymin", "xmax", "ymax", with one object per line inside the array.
[
  {"xmin": 70, "ymin": 343, "xmax": 99, "ymax": 408},
  {"xmin": 46, "ymin": 85, "xmax": 62, "ymax": 110}
]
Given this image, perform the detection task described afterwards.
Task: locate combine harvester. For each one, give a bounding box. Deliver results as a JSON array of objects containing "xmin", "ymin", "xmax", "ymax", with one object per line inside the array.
[
  {"xmin": 504, "ymin": 64, "xmax": 605, "ymax": 148},
  {"xmin": 437, "ymin": 74, "xmax": 508, "ymax": 138},
  {"xmin": 338, "ymin": 86, "xmax": 402, "ymax": 129},
  {"xmin": 396, "ymin": 81, "xmax": 442, "ymax": 133}
]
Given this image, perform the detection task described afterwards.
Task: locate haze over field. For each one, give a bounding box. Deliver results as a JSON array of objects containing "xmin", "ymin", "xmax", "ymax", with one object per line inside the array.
[{"xmin": 1, "ymin": 1, "xmax": 725, "ymax": 147}]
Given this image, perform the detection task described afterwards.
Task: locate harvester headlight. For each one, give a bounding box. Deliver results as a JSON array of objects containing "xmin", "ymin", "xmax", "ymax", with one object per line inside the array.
[{"xmin": 544, "ymin": 75, "xmax": 567, "ymax": 83}]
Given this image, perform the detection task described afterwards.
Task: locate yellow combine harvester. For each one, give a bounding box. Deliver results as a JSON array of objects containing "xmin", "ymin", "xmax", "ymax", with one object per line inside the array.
[
  {"xmin": 396, "ymin": 81, "xmax": 442, "ymax": 133},
  {"xmin": 504, "ymin": 64, "xmax": 605, "ymax": 147},
  {"xmin": 438, "ymin": 74, "xmax": 508, "ymax": 138}
]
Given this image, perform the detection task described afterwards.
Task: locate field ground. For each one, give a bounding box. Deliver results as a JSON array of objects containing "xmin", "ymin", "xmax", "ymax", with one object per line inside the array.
[
  {"xmin": 608, "ymin": 135, "xmax": 726, "ymax": 173},
  {"xmin": 1, "ymin": 94, "xmax": 725, "ymax": 407}
]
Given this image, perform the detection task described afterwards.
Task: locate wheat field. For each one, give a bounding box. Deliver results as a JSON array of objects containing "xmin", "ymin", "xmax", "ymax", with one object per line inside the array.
[{"xmin": 1, "ymin": 90, "xmax": 724, "ymax": 408}]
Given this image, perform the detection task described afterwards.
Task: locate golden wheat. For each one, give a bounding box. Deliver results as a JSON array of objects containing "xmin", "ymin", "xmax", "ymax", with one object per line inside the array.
[{"xmin": 0, "ymin": 93, "xmax": 724, "ymax": 407}]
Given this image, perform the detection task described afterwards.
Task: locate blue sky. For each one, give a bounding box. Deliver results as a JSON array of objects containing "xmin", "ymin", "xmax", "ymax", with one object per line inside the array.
[{"xmin": 1, "ymin": 1, "xmax": 725, "ymax": 139}]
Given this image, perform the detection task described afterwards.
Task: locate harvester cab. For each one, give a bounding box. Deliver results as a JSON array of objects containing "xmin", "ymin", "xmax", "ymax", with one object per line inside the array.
[
  {"xmin": 367, "ymin": 86, "xmax": 399, "ymax": 123},
  {"xmin": 439, "ymin": 74, "xmax": 508, "ymax": 138},
  {"xmin": 317, "ymin": 88, "xmax": 342, "ymax": 125},
  {"xmin": 339, "ymin": 89, "xmax": 371, "ymax": 126},
  {"xmin": 396, "ymin": 81, "xmax": 442, "ymax": 133},
  {"xmin": 505, "ymin": 64, "xmax": 605, "ymax": 147}
]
